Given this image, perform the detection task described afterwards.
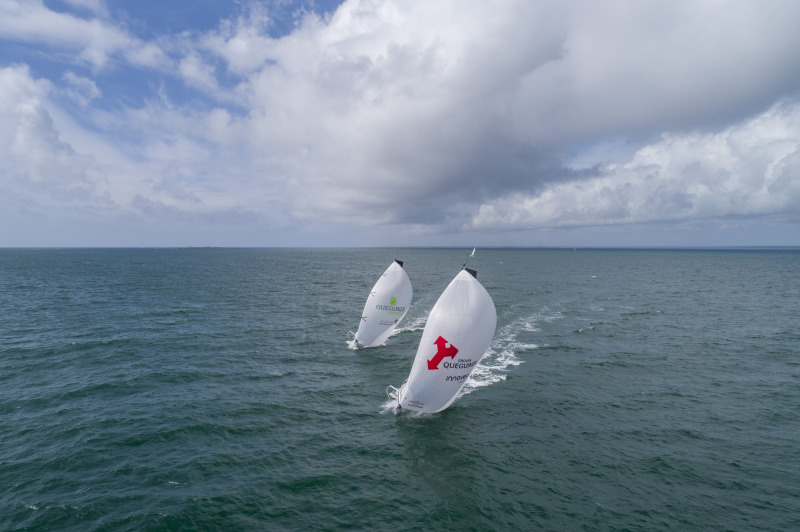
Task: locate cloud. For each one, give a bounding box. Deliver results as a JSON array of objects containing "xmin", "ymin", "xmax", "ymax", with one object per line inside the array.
[
  {"xmin": 1, "ymin": 65, "xmax": 248, "ymax": 222},
  {"xmin": 469, "ymin": 99, "xmax": 800, "ymax": 230},
  {"xmin": 0, "ymin": 65, "xmax": 108, "ymax": 215},
  {"xmin": 501, "ymin": 2, "xmax": 800, "ymax": 145},
  {"xmin": 61, "ymin": 71, "xmax": 101, "ymax": 107},
  {"xmin": 226, "ymin": 1, "xmax": 570, "ymax": 225},
  {"xmin": 200, "ymin": 3, "xmax": 278, "ymax": 76},
  {"xmin": 0, "ymin": 0, "xmax": 169, "ymax": 70},
  {"xmin": 220, "ymin": 0, "xmax": 800, "ymax": 234},
  {"xmin": 3, "ymin": 0, "xmax": 800, "ymax": 246},
  {"xmin": 178, "ymin": 53, "xmax": 219, "ymax": 93}
]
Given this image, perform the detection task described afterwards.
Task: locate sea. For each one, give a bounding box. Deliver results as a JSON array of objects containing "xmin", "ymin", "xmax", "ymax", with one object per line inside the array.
[{"xmin": 1, "ymin": 247, "xmax": 799, "ymax": 531}]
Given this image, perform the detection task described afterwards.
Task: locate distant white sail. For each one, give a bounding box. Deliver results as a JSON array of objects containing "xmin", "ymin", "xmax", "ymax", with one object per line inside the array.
[
  {"xmin": 392, "ymin": 268, "xmax": 496, "ymax": 413},
  {"xmin": 350, "ymin": 260, "xmax": 412, "ymax": 348}
]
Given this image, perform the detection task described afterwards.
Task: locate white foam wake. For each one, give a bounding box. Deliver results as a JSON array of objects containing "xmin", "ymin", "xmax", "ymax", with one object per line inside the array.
[
  {"xmin": 459, "ymin": 311, "xmax": 553, "ymax": 397},
  {"xmin": 391, "ymin": 311, "xmax": 428, "ymax": 336}
]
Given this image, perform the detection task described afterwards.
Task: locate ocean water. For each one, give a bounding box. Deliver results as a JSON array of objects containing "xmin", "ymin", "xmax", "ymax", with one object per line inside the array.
[{"xmin": 1, "ymin": 247, "xmax": 799, "ymax": 531}]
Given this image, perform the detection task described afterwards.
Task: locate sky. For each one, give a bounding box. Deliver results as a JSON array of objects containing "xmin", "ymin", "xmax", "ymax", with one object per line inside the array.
[{"xmin": 2, "ymin": 0, "xmax": 800, "ymax": 247}]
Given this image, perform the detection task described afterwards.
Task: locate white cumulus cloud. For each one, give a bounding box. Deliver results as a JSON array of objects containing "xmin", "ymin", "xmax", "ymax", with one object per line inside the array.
[
  {"xmin": 470, "ymin": 100, "xmax": 800, "ymax": 230},
  {"xmin": 0, "ymin": 65, "xmax": 108, "ymax": 214}
]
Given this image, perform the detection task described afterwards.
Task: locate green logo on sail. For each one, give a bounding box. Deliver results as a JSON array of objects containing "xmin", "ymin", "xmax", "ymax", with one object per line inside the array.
[{"xmin": 376, "ymin": 296, "xmax": 405, "ymax": 315}]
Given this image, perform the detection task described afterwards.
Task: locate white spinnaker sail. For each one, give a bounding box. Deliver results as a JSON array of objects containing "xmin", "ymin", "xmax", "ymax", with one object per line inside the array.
[
  {"xmin": 352, "ymin": 260, "xmax": 412, "ymax": 347},
  {"xmin": 396, "ymin": 268, "xmax": 496, "ymax": 413}
]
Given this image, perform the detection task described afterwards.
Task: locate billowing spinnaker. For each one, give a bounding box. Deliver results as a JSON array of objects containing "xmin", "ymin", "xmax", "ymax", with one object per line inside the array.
[
  {"xmin": 353, "ymin": 260, "xmax": 413, "ymax": 347},
  {"xmin": 397, "ymin": 268, "xmax": 496, "ymax": 413}
]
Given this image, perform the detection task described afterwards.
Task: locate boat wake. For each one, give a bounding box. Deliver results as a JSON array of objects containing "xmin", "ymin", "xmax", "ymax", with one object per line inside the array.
[
  {"xmin": 459, "ymin": 313, "xmax": 545, "ymax": 397},
  {"xmin": 392, "ymin": 311, "xmax": 428, "ymax": 335}
]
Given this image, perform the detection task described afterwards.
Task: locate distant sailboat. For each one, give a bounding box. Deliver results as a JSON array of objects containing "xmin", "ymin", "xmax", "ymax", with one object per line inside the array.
[
  {"xmin": 349, "ymin": 260, "xmax": 412, "ymax": 348},
  {"xmin": 387, "ymin": 266, "xmax": 496, "ymax": 413}
]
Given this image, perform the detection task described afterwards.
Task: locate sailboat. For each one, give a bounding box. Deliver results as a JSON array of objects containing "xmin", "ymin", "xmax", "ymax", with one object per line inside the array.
[
  {"xmin": 349, "ymin": 259, "xmax": 413, "ymax": 348},
  {"xmin": 387, "ymin": 265, "xmax": 496, "ymax": 413}
]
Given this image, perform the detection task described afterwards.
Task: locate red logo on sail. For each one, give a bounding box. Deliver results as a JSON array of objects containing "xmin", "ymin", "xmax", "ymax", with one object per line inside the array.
[{"xmin": 427, "ymin": 336, "xmax": 458, "ymax": 370}]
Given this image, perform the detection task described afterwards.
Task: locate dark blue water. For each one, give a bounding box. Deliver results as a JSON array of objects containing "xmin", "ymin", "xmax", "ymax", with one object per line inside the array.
[{"xmin": 2, "ymin": 248, "xmax": 799, "ymax": 530}]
